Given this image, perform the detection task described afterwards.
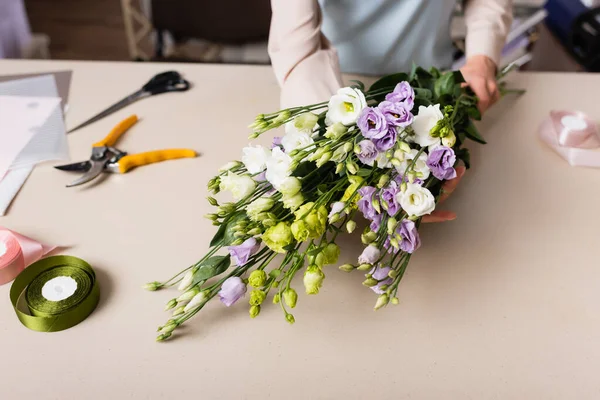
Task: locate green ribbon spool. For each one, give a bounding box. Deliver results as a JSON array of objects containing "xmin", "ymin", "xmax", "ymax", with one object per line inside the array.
[{"xmin": 10, "ymin": 255, "xmax": 100, "ymax": 332}]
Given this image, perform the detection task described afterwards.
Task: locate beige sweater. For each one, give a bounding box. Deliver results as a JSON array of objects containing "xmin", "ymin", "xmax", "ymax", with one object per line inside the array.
[{"xmin": 268, "ymin": 0, "xmax": 513, "ymax": 108}]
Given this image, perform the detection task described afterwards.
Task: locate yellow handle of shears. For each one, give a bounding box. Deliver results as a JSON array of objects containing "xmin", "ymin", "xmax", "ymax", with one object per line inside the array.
[
  {"xmin": 93, "ymin": 115, "xmax": 139, "ymax": 148},
  {"xmin": 116, "ymin": 149, "xmax": 197, "ymax": 173}
]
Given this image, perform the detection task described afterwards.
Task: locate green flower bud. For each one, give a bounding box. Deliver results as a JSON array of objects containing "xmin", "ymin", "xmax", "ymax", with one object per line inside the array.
[
  {"xmin": 379, "ymin": 284, "xmax": 389, "ymax": 291},
  {"xmin": 249, "ymin": 290, "xmax": 267, "ymax": 306},
  {"xmin": 314, "ymin": 252, "xmax": 326, "ymax": 268},
  {"xmin": 390, "ymin": 238, "xmax": 399, "ymax": 249},
  {"xmin": 388, "ymin": 269, "xmax": 398, "ymax": 279},
  {"xmin": 273, "ymin": 293, "xmax": 281, "ymax": 304},
  {"xmin": 363, "ymin": 278, "xmax": 378, "ymax": 287},
  {"xmin": 439, "ymin": 126, "xmax": 450, "ymax": 138},
  {"xmin": 400, "ymin": 182, "xmax": 407, "ymax": 192},
  {"xmin": 231, "ymin": 238, "xmax": 245, "ymax": 246},
  {"xmin": 248, "ymin": 270, "xmax": 268, "ymax": 288},
  {"xmin": 247, "ymin": 228, "xmax": 262, "ymax": 236},
  {"xmin": 143, "ymin": 281, "xmax": 162, "ymax": 291},
  {"xmin": 329, "ymin": 212, "xmax": 341, "ymax": 224},
  {"xmin": 286, "ymin": 313, "xmax": 296, "ymax": 324},
  {"xmin": 391, "ymin": 158, "xmax": 402, "ymax": 167},
  {"xmin": 343, "ymin": 142, "xmax": 354, "ymax": 153},
  {"xmin": 409, "ymin": 215, "xmax": 419, "ymax": 221},
  {"xmin": 391, "ymin": 297, "xmax": 400, "ymax": 305},
  {"xmin": 164, "ymin": 299, "xmax": 177, "ymax": 311},
  {"xmin": 218, "ymin": 161, "xmax": 241, "ymax": 172},
  {"xmin": 249, "ymin": 305, "xmax": 261, "ymax": 318},
  {"xmin": 399, "ymin": 141, "xmax": 411, "ymax": 153},
  {"xmin": 207, "ymin": 197, "xmax": 219, "ymax": 206},
  {"xmin": 172, "ymin": 306, "xmax": 185, "ymax": 316},
  {"xmin": 279, "ymin": 176, "xmax": 302, "ymax": 197},
  {"xmin": 316, "ymin": 152, "xmax": 333, "ymax": 167},
  {"xmin": 272, "ymin": 280, "xmax": 280, "ymax": 288},
  {"xmin": 233, "ymin": 232, "xmax": 246, "ymax": 238},
  {"xmin": 372, "ymin": 197, "xmax": 381, "ymax": 213},
  {"xmin": 322, "ymin": 243, "xmax": 340, "ymax": 265},
  {"xmin": 262, "ymin": 219, "xmax": 276, "ymax": 227},
  {"xmin": 283, "ymin": 288, "xmax": 298, "ymax": 308},
  {"xmin": 339, "ymin": 264, "xmax": 355, "ymax": 272},
  {"xmin": 374, "ymin": 294, "xmax": 389, "ymax": 310},
  {"xmin": 325, "ymin": 122, "xmax": 348, "ymax": 139},
  {"xmin": 335, "ymin": 163, "xmax": 345, "ymax": 174},
  {"xmin": 442, "ymin": 130, "xmax": 456, "ymax": 147},
  {"xmin": 361, "ymin": 231, "xmax": 377, "ymax": 245},
  {"xmin": 377, "ymin": 175, "xmax": 390, "ymax": 188},
  {"xmin": 176, "ymin": 286, "xmax": 200, "ymax": 304},
  {"xmin": 346, "ymin": 220, "xmax": 357, "ymax": 233},
  {"xmin": 269, "ymin": 269, "xmax": 281, "ymax": 279},
  {"xmin": 387, "ymin": 218, "xmax": 398, "ymax": 235},
  {"xmin": 294, "ymin": 112, "xmax": 319, "ymax": 131},
  {"xmin": 156, "ymin": 333, "xmax": 172, "ymax": 342},
  {"xmin": 357, "ymin": 263, "xmax": 372, "ymax": 271},
  {"xmin": 160, "ymin": 321, "xmax": 178, "ymax": 335},
  {"xmin": 386, "ymin": 149, "xmax": 394, "ymax": 159},
  {"xmin": 346, "ymin": 160, "xmax": 358, "ymax": 175},
  {"xmin": 303, "ymin": 265, "xmax": 325, "ymax": 295},
  {"xmin": 353, "ymin": 144, "xmax": 362, "ymax": 154},
  {"xmin": 204, "ymin": 213, "xmax": 219, "ymax": 221}
]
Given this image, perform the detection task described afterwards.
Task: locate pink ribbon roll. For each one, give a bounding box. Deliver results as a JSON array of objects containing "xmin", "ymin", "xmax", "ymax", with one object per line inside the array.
[
  {"xmin": 0, "ymin": 227, "xmax": 55, "ymax": 285},
  {"xmin": 539, "ymin": 110, "xmax": 600, "ymax": 167}
]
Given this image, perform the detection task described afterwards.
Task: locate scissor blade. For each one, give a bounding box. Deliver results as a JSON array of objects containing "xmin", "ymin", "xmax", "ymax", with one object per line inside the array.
[
  {"xmin": 66, "ymin": 160, "xmax": 106, "ymax": 187},
  {"xmin": 67, "ymin": 90, "xmax": 147, "ymax": 134},
  {"xmin": 54, "ymin": 160, "xmax": 92, "ymax": 172}
]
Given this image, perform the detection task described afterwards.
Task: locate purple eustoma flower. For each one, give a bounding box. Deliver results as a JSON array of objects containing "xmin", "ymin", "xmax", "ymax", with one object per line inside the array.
[
  {"xmin": 381, "ymin": 181, "xmax": 401, "ymax": 216},
  {"xmin": 358, "ymin": 245, "xmax": 381, "ymax": 265},
  {"xmin": 385, "ymin": 81, "xmax": 415, "ymax": 110},
  {"xmin": 228, "ymin": 237, "xmax": 260, "ymax": 266},
  {"xmin": 426, "ymin": 146, "xmax": 457, "ymax": 181},
  {"xmin": 397, "ymin": 219, "xmax": 421, "ymax": 253},
  {"xmin": 372, "ymin": 126, "xmax": 397, "ymax": 152},
  {"xmin": 357, "ymin": 140, "xmax": 378, "ymax": 165},
  {"xmin": 369, "ymin": 265, "xmax": 393, "ymax": 294},
  {"xmin": 218, "ymin": 277, "xmax": 247, "ymax": 307},
  {"xmin": 357, "ymin": 107, "xmax": 388, "ymax": 139},
  {"xmin": 357, "ymin": 186, "xmax": 378, "ymax": 220},
  {"xmin": 378, "ymin": 101, "xmax": 413, "ymax": 127}
]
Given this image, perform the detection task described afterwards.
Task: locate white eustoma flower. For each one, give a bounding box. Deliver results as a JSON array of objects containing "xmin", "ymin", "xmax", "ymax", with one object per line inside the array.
[
  {"xmin": 241, "ymin": 145, "xmax": 270, "ymax": 174},
  {"xmin": 281, "ymin": 130, "xmax": 314, "ymax": 153},
  {"xmin": 184, "ymin": 291, "xmax": 208, "ymax": 312},
  {"xmin": 397, "ymin": 183, "xmax": 435, "ymax": 217},
  {"xmin": 247, "ymin": 197, "xmax": 275, "ymax": 220},
  {"xmin": 395, "ymin": 149, "xmax": 430, "ymax": 179},
  {"xmin": 220, "ymin": 172, "xmax": 256, "ymax": 201},
  {"xmin": 279, "ymin": 177, "xmax": 302, "ymax": 197},
  {"xmin": 375, "ymin": 151, "xmax": 392, "ymax": 169},
  {"xmin": 325, "ymin": 87, "xmax": 367, "ymax": 126},
  {"xmin": 411, "ymin": 104, "xmax": 443, "ymax": 147},
  {"xmin": 265, "ymin": 146, "xmax": 293, "ymax": 189}
]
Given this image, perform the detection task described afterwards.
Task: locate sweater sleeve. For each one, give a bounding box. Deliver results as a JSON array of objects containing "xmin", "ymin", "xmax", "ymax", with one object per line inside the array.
[
  {"xmin": 268, "ymin": 0, "xmax": 343, "ymax": 108},
  {"xmin": 463, "ymin": 0, "xmax": 513, "ymax": 67}
]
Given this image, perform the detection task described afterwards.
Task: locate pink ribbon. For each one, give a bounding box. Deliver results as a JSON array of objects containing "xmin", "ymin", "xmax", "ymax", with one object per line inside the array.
[
  {"xmin": 539, "ymin": 110, "xmax": 600, "ymax": 167},
  {"xmin": 0, "ymin": 227, "xmax": 55, "ymax": 285}
]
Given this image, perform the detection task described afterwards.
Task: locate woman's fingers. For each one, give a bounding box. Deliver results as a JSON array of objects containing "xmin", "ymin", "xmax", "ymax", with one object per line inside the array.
[
  {"xmin": 422, "ymin": 210, "xmax": 457, "ymax": 223},
  {"xmin": 437, "ymin": 166, "xmax": 466, "ymax": 204}
]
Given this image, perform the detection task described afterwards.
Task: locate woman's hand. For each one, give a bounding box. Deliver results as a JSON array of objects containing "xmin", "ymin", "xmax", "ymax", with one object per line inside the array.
[
  {"xmin": 460, "ymin": 55, "xmax": 500, "ymax": 114},
  {"xmin": 422, "ymin": 166, "xmax": 466, "ymax": 223}
]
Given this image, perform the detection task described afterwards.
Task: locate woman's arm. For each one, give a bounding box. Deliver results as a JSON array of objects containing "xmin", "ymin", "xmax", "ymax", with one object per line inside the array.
[{"xmin": 268, "ymin": 0, "xmax": 343, "ymax": 108}]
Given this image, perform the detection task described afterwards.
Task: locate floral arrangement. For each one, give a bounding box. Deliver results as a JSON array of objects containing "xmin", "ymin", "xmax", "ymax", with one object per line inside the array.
[{"xmin": 145, "ymin": 64, "xmax": 519, "ymax": 341}]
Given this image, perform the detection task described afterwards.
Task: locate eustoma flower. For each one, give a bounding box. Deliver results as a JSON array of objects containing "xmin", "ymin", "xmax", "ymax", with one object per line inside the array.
[
  {"xmin": 426, "ymin": 146, "xmax": 457, "ymax": 180},
  {"xmin": 397, "ymin": 183, "xmax": 436, "ymax": 217},
  {"xmin": 369, "ymin": 265, "xmax": 393, "ymax": 294},
  {"xmin": 358, "ymin": 107, "xmax": 388, "ymax": 139},
  {"xmin": 326, "ymin": 87, "xmax": 367, "ymax": 126},
  {"xmin": 218, "ymin": 277, "xmax": 247, "ymax": 307},
  {"xmin": 228, "ymin": 238, "xmax": 260, "ymax": 266},
  {"xmin": 378, "ymin": 101, "xmax": 413, "ymax": 127},
  {"xmin": 356, "ymin": 140, "xmax": 378, "ymax": 165},
  {"xmin": 266, "ymin": 146, "xmax": 292, "ymax": 189},
  {"xmin": 411, "ymin": 104, "xmax": 444, "ymax": 148},
  {"xmin": 242, "ymin": 145, "xmax": 270, "ymax": 174},
  {"xmin": 385, "ymin": 81, "xmax": 415, "ymax": 109},
  {"xmin": 219, "ymin": 172, "xmax": 256, "ymax": 201},
  {"xmin": 396, "ymin": 149, "xmax": 430, "ymax": 180},
  {"xmin": 396, "ymin": 219, "xmax": 421, "ymax": 253},
  {"xmin": 380, "ymin": 181, "xmax": 401, "ymax": 216},
  {"xmin": 372, "ymin": 126, "xmax": 398, "ymax": 152}
]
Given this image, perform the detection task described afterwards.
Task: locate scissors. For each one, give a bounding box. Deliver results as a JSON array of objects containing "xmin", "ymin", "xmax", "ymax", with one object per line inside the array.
[
  {"xmin": 68, "ymin": 71, "xmax": 191, "ymax": 134},
  {"xmin": 55, "ymin": 115, "xmax": 197, "ymax": 187}
]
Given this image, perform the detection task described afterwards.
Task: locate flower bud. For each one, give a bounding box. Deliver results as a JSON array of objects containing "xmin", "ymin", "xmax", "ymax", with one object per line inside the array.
[
  {"xmin": 390, "ymin": 238, "xmax": 400, "ymax": 249},
  {"xmin": 361, "ymin": 231, "xmax": 377, "ymax": 244},
  {"xmin": 374, "ymin": 294, "xmax": 389, "ymax": 310},
  {"xmin": 249, "ymin": 305, "xmax": 261, "ymax": 318},
  {"xmin": 386, "ymin": 149, "xmax": 394, "ymax": 159},
  {"xmin": 407, "ymin": 172, "xmax": 416, "ymax": 183},
  {"xmin": 262, "ymin": 219, "xmax": 276, "ymax": 227},
  {"xmin": 231, "ymin": 238, "xmax": 245, "ymax": 246},
  {"xmin": 379, "ymin": 284, "xmax": 389, "ymax": 291},
  {"xmin": 204, "ymin": 213, "xmax": 218, "ymax": 221},
  {"xmin": 363, "ymin": 278, "xmax": 378, "ymax": 287},
  {"xmin": 294, "ymin": 112, "xmax": 319, "ymax": 131},
  {"xmin": 391, "ymin": 158, "xmax": 402, "ymax": 167},
  {"xmin": 325, "ymin": 122, "xmax": 348, "ymax": 139},
  {"xmin": 286, "ymin": 313, "xmax": 296, "ymax": 324},
  {"xmin": 409, "ymin": 215, "xmax": 419, "ymax": 221},
  {"xmin": 207, "ymin": 197, "xmax": 219, "ymax": 206},
  {"xmin": 218, "ymin": 161, "xmax": 241, "ymax": 172},
  {"xmin": 353, "ymin": 144, "xmax": 362, "ymax": 154},
  {"xmin": 164, "ymin": 299, "xmax": 177, "ymax": 311},
  {"xmin": 391, "ymin": 297, "xmax": 400, "ymax": 305},
  {"xmin": 335, "ymin": 163, "xmax": 345, "ymax": 174},
  {"xmin": 377, "ymin": 175, "xmax": 390, "ymax": 188},
  {"xmin": 316, "ymin": 152, "xmax": 332, "ymax": 167},
  {"xmin": 388, "ymin": 269, "xmax": 398, "ymax": 279},
  {"xmin": 387, "ymin": 218, "xmax": 398, "ymax": 235},
  {"xmin": 272, "ymin": 280, "xmax": 280, "ymax": 288},
  {"xmin": 343, "ymin": 142, "xmax": 354, "ymax": 153},
  {"xmin": 303, "ymin": 265, "xmax": 325, "ymax": 295},
  {"xmin": 346, "ymin": 220, "xmax": 357, "ymax": 233},
  {"xmin": 400, "ymin": 182, "xmax": 407, "ymax": 192},
  {"xmin": 357, "ymin": 263, "xmax": 372, "ymax": 271},
  {"xmin": 249, "ymin": 290, "xmax": 267, "ymax": 306},
  {"xmin": 372, "ymin": 197, "xmax": 381, "ymax": 214},
  {"xmin": 279, "ymin": 176, "xmax": 302, "ymax": 197},
  {"xmin": 339, "ymin": 263, "xmax": 355, "ymax": 272},
  {"xmin": 247, "ymin": 228, "xmax": 262, "ymax": 236},
  {"xmin": 269, "ymin": 269, "xmax": 281, "ymax": 279},
  {"xmin": 346, "ymin": 160, "xmax": 358, "ymax": 175},
  {"xmin": 283, "ymin": 288, "xmax": 298, "ymax": 308},
  {"xmin": 172, "ymin": 306, "xmax": 185, "ymax": 316},
  {"xmin": 143, "ymin": 281, "xmax": 162, "ymax": 291},
  {"xmin": 184, "ymin": 290, "xmax": 209, "ymax": 312},
  {"xmin": 233, "ymin": 231, "xmax": 246, "ymax": 238},
  {"xmin": 177, "ymin": 268, "xmax": 198, "ymax": 291},
  {"xmin": 442, "ymin": 130, "xmax": 456, "ymax": 147},
  {"xmin": 399, "ymin": 142, "xmax": 411, "ymax": 153},
  {"xmin": 156, "ymin": 333, "xmax": 172, "ymax": 342},
  {"xmin": 248, "ymin": 270, "xmax": 267, "ymax": 288},
  {"xmin": 329, "ymin": 213, "xmax": 341, "ymax": 224},
  {"xmin": 177, "ymin": 286, "xmax": 200, "ymax": 304},
  {"xmin": 160, "ymin": 321, "xmax": 178, "ymax": 335},
  {"xmin": 273, "ymin": 293, "xmax": 281, "ymax": 304}
]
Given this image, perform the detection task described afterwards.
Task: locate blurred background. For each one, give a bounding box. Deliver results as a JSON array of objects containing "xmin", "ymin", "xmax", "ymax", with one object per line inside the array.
[{"xmin": 2, "ymin": 0, "xmax": 600, "ymax": 72}]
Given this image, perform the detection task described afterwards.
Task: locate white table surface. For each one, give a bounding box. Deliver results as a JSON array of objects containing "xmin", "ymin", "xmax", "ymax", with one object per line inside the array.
[{"xmin": 1, "ymin": 59, "xmax": 600, "ymax": 399}]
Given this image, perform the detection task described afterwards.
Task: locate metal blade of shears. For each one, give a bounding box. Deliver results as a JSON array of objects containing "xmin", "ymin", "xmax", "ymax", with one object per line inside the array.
[
  {"xmin": 54, "ymin": 160, "xmax": 92, "ymax": 172},
  {"xmin": 65, "ymin": 160, "xmax": 107, "ymax": 187},
  {"xmin": 67, "ymin": 89, "xmax": 149, "ymax": 134}
]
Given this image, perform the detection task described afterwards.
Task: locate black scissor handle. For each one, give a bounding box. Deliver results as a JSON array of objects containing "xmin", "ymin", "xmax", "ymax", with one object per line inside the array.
[{"xmin": 142, "ymin": 71, "xmax": 191, "ymax": 95}]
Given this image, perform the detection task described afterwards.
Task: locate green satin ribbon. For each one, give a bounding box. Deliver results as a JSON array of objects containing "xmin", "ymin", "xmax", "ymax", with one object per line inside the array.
[{"xmin": 10, "ymin": 255, "xmax": 100, "ymax": 332}]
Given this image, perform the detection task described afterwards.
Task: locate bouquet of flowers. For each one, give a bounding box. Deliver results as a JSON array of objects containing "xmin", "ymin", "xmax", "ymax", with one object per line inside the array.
[{"xmin": 146, "ymin": 64, "xmax": 519, "ymax": 341}]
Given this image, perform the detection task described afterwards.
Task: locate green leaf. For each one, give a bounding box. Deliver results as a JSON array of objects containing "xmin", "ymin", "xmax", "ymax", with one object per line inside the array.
[
  {"xmin": 434, "ymin": 71, "xmax": 456, "ymax": 98},
  {"xmin": 307, "ymin": 247, "xmax": 323, "ymax": 257},
  {"xmin": 210, "ymin": 220, "xmax": 228, "ymax": 247},
  {"xmin": 221, "ymin": 211, "xmax": 247, "ymax": 246},
  {"xmin": 455, "ymin": 148, "xmax": 471, "ymax": 169},
  {"xmin": 357, "ymin": 168, "xmax": 372, "ymax": 177},
  {"xmin": 429, "ymin": 66, "xmax": 441, "ymax": 78},
  {"xmin": 464, "ymin": 121, "xmax": 487, "ymax": 144},
  {"xmin": 193, "ymin": 255, "xmax": 231, "ymax": 283},
  {"xmin": 414, "ymin": 88, "xmax": 432, "ymax": 100},
  {"xmin": 466, "ymin": 106, "xmax": 481, "ymax": 121},
  {"xmin": 350, "ymin": 80, "xmax": 365, "ymax": 91},
  {"xmin": 453, "ymin": 70, "xmax": 466, "ymax": 84},
  {"xmin": 457, "ymin": 130, "xmax": 467, "ymax": 144},
  {"xmin": 368, "ymin": 72, "xmax": 409, "ymax": 93},
  {"xmin": 283, "ymin": 243, "xmax": 297, "ymax": 251}
]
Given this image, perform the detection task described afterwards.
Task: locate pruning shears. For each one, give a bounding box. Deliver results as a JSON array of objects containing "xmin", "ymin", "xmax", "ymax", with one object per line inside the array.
[{"xmin": 55, "ymin": 115, "xmax": 197, "ymax": 187}]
